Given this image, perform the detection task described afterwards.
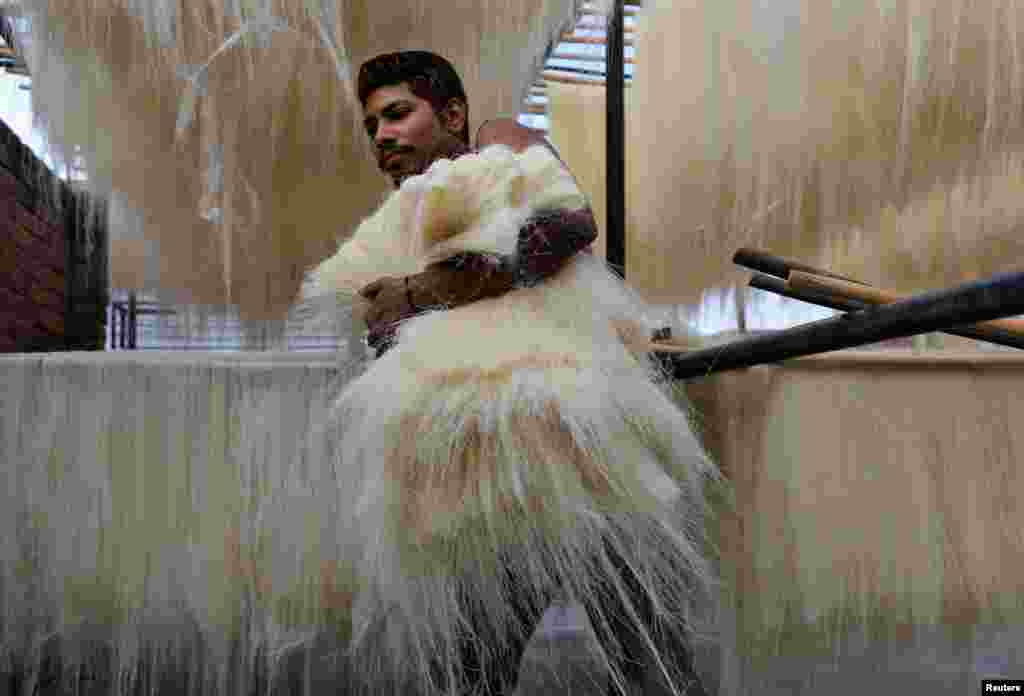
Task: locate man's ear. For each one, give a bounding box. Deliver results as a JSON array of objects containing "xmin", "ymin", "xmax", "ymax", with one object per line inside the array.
[{"xmin": 440, "ymin": 98, "xmax": 467, "ymax": 137}]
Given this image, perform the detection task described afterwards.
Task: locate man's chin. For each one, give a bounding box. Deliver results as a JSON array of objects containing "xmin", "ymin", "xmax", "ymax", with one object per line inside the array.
[{"xmin": 387, "ymin": 163, "xmax": 423, "ymax": 186}]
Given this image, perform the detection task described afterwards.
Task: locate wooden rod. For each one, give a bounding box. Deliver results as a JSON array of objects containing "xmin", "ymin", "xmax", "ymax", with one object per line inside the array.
[
  {"xmin": 788, "ymin": 271, "xmax": 1024, "ymax": 338},
  {"xmin": 560, "ymin": 34, "xmax": 636, "ymax": 46},
  {"xmin": 750, "ymin": 273, "xmax": 865, "ymax": 313},
  {"xmin": 542, "ymin": 72, "xmax": 632, "ymax": 87},
  {"xmin": 550, "ymin": 50, "xmax": 636, "ymax": 64},
  {"xmin": 663, "ymin": 270, "xmax": 1024, "ymax": 378},
  {"xmin": 574, "ymin": 15, "xmax": 636, "ymax": 29},
  {"xmin": 582, "ymin": 2, "xmax": 642, "ymax": 16},
  {"xmin": 734, "ymin": 246, "xmax": 1024, "ymax": 346},
  {"xmin": 752, "ymin": 274, "xmax": 1024, "ymax": 351},
  {"xmin": 542, "ymin": 64, "xmax": 617, "ymax": 79},
  {"xmin": 732, "ymin": 247, "xmax": 868, "ymax": 285}
]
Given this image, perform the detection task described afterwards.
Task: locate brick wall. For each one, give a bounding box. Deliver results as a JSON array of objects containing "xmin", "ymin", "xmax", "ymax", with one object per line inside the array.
[{"xmin": 0, "ymin": 117, "xmax": 107, "ymax": 352}]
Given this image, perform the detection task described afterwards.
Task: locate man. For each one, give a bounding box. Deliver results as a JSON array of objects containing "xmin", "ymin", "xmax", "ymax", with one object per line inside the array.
[
  {"xmin": 352, "ymin": 51, "xmax": 709, "ymax": 696},
  {"xmin": 355, "ymin": 50, "xmax": 598, "ymax": 357}
]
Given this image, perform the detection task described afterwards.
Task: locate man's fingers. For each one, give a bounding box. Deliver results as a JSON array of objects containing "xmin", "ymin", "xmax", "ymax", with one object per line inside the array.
[
  {"xmin": 358, "ymin": 280, "xmax": 382, "ymax": 300},
  {"xmin": 358, "ymin": 276, "xmax": 398, "ymax": 300}
]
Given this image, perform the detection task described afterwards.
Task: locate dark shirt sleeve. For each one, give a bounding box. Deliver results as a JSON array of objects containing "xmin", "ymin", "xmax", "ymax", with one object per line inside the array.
[
  {"xmin": 514, "ymin": 207, "xmax": 598, "ymax": 287},
  {"xmin": 437, "ymin": 206, "xmax": 597, "ymax": 287}
]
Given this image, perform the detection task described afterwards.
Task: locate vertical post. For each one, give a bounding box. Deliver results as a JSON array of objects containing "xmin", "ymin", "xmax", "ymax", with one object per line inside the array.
[
  {"xmin": 0, "ymin": 12, "xmax": 13, "ymax": 52},
  {"xmin": 96, "ymin": 197, "xmax": 110, "ymax": 350},
  {"xmin": 606, "ymin": 0, "xmax": 626, "ymax": 279},
  {"xmin": 734, "ymin": 284, "xmax": 748, "ymax": 333},
  {"xmin": 119, "ymin": 305, "xmax": 127, "ymax": 349},
  {"xmin": 63, "ymin": 185, "xmax": 77, "ymax": 351},
  {"xmin": 128, "ymin": 292, "xmax": 137, "ymax": 349}
]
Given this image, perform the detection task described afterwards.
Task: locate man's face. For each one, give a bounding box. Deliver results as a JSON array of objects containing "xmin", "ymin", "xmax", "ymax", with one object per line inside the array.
[{"xmin": 362, "ymin": 83, "xmax": 462, "ymax": 186}]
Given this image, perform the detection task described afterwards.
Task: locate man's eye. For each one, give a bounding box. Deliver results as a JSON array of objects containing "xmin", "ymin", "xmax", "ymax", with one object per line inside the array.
[{"xmin": 365, "ymin": 107, "xmax": 409, "ymax": 138}]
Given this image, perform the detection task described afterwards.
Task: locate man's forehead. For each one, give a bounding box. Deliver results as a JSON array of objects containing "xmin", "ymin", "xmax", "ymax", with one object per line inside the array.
[{"xmin": 363, "ymin": 83, "xmax": 420, "ymax": 117}]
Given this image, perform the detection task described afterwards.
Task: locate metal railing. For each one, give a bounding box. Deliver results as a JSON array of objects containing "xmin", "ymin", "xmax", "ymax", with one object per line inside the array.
[{"xmin": 105, "ymin": 292, "xmax": 344, "ymax": 352}]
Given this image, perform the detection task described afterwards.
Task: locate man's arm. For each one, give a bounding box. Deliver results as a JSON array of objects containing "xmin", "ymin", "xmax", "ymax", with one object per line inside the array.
[{"xmin": 360, "ymin": 119, "xmax": 597, "ymax": 357}]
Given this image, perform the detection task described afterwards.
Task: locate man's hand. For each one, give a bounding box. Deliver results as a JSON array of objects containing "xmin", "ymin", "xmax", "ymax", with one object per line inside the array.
[
  {"xmin": 358, "ymin": 255, "xmax": 516, "ymax": 353},
  {"xmin": 357, "ymin": 275, "xmax": 417, "ymax": 337}
]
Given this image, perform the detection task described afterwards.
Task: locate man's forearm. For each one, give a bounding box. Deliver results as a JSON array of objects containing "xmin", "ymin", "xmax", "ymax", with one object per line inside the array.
[{"xmin": 365, "ymin": 206, "xmax": 598, "ymax": 357}]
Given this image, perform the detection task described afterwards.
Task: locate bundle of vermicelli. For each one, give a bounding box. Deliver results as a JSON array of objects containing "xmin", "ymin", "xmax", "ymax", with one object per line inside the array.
[
  {"xmin": 11, "ymin": 0, "xmax": 592, "ymax": 327},
  {"xmin": 626, "ymin": 0, "xmax": 1024, "ymax": 307},
  {"xmin": 0, "ymin": 350, "xmax": 363, "ymax": 693},
  {"xmin": 302, "ymin": 143, "xmax": 718, "ymax": 694}
]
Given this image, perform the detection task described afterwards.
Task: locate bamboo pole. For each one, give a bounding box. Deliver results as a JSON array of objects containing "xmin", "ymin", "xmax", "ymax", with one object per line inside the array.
[
  {"xmin": 787, "ymin": 271, "xmax": 1024, "ymax": 338},
  {"xmin": 732, "ymin": 247, "xmax": 867, "ymax": 286},
  {"xmin": 748, "ymin": 274, "xmax": 863, "ymax": 313},
  {"xmin": 542, "ymin": 71, "xmax": 633, "ymax": 86},
  {"xmin": 751, "ymin": 274, "xmax": 1024, "ymax": 351},
  {"xmin": 731, "ymin": 247, "xmax": 1024, "ymax": 348},
  {"xmin": 661, "ymin": 270, "xmax": 1024, "ymax": 378},
  {"xmin": 559, "ymin": 34, "xmax": 635, "ymax": 46}
]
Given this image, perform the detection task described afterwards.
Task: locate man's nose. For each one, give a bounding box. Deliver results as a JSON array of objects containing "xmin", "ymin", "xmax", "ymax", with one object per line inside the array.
[{"xmin": 375, "ymin": 124, "xmax": 398, "ymax": 148}]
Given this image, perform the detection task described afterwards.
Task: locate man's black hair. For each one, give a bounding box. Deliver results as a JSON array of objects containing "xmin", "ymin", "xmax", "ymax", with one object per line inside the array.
[{"xmin": 357, "ymin": 51, "xmax": 470, "ymax": 144}]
